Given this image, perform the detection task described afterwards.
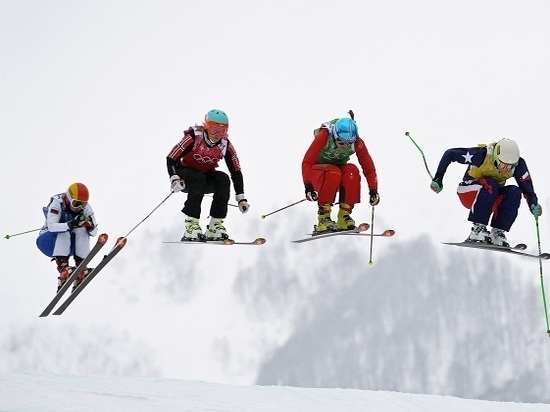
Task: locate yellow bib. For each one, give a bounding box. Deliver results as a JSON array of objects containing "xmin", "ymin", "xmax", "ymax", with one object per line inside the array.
[{"xmin": 467, "ymin": 143, "xmax": 513, "ymax": 186}]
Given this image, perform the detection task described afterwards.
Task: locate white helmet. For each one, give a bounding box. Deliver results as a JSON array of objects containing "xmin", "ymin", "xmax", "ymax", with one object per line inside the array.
[{"xmin": 494, "ymin": 138, "xmax": 520, "ymax": 166}]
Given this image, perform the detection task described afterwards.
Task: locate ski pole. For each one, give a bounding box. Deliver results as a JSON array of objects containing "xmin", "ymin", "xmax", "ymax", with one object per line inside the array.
[
  {"xmin": 368, "ymin": 206, "xmax": 375, "ymax": 265},
  {"xmin": 405, "ymin": 132, "xmax": 434, "ymax": 180},
  {"xmin": 534, "ymin": 216, "xmax": 550, "ymax": 336},
  {"xmin": 4, "ymin": 227, "xmax": 42, "ymax": 239},
  {"xmin": 204, "ymin": 194, "xmax": 239, "ymax": 208},
  {"xmin": 261, "ymin": 199, "xmax": 306, "ymax": 219},
  {"xmin": 124, "ymin": 192, "xmax": 173, "ymax": 238}
]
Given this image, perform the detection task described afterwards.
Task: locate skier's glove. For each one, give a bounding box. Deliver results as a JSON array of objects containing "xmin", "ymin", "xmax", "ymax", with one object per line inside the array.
[
  {"xmin": 170, "ymin": 175, "xmax": 185, "ymax": 193},
  {"xmin": 236, "ymin": 194, "xmax": 250, "ymax": 214},
  {"xmin": 430, "ymin": 174, "xmax": 443, "ymax": 194},
  {"xmin": 369, "ymin": 189, "xmax": 380, "ymax": 206},
  {"xmin": 68, "ymin": 218, "xmax": 80, "ymax": 229},
  {"xmin": 304, "ymin": 183, "xmax": 318, "ymax": 202},
  {"xmin": 530, "ymin": 203, "xmax": 543, "ymax": 217},
  {"xmin": 68, "ymin": 215, "xmax": 94, "ymax": 231}
]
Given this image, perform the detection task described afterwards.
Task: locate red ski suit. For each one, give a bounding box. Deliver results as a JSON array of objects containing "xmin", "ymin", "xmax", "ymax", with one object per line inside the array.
[{"xmin": 302, "ymin": 128, "xmax": 378, "ymax": 206}]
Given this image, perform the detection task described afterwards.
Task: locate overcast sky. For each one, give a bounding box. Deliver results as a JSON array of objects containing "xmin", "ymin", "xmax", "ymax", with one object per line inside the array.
[{"xmin": 1, "ymin": 0, "xmax": 550, "ymax": 385}]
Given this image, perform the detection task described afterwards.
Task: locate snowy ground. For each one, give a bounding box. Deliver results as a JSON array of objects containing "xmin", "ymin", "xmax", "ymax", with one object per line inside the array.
[{"xmin": 0, "ymin": 373, "xmax": 549, "ymax": 412}]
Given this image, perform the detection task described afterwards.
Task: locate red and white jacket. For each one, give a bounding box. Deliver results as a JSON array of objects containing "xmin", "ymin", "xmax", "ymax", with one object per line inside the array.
[{"xmin": 166, "ymin": 126, "xmax": 244, "ymax": 194}]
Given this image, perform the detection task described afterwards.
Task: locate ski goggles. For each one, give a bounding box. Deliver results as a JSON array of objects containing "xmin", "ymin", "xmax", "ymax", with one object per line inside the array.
[
  {"xmin": 67, "ymin": 197, "xmax": 87, "ymax": 211},
  {"xmin": 495, "ymin": 159, "xmax": 516, "ymax": 172},
  {"xmin": 204, "ymin": 121, "xmax": 228, "ymax": 139},
  {"xmin": 335, "ymin": 138, "xmax": 354, "ymax": 146}
]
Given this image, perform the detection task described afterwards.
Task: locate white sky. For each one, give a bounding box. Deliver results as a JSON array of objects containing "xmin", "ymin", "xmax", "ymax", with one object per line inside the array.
[{"xmin": 1, "ymin": 0, "xmax": 550, "ymax": 386}]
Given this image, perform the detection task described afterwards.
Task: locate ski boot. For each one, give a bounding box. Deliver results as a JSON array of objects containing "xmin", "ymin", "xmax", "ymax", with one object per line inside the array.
[
  {"xmin": 490, "ymin": 227, "xmax": 509, "ymax": 247},
  {"xmin": 55, "ymin": 257, "xmax": 74, "ymax": 292},
  {"xmin": 467, "ymin": 223, "xmax": 490, "ymax": 243},
  {"xmin": 182, "ymin": 217, "xmax": 204, "ymax": 241},
  {"xmin": 205, "ymin": 217, "xmax": 229, "ymax": 240},
  {"xmin": 71, "ymin": 256, "xmax": 92, "ymax": 292},
  {"xmin": 72, "ymin": 268, "xmax": 93, "ymax": 292},
  {"xmin": 314, "ymin": 204, "xmax": 336, "ymax": 234},
  {"xmin": 336, "ymin": 203, "xmax": 356, "ymax": 230}
]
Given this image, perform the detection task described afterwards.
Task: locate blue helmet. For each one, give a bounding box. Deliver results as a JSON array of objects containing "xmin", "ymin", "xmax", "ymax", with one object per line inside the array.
[
  {"xmin": 333, "ymin": 118, "xmax": 358, "ymax": 143},
  {"xmin": 205, "ymin": 109, "xmax": 229, "ymax": 125}
]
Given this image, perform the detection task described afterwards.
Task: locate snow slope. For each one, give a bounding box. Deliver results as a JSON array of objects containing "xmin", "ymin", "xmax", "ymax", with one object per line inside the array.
[{"xmin": 0, "ymin": 372, "xmax": 548, "ymax": 412}]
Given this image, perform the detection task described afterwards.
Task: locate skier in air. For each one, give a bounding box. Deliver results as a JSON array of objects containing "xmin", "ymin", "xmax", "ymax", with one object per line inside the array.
[
  {"xmin": 166, "ymin": 109, "xmax": 250, "ymax": 241},
  {"xmin": 36, "ymin": 182, "xmax": 98, "ymax": 291},
  {"xmin": 302, "ymin": 114, "xmax": 379, "ymax": 234},
  {"xmin": 430, "ymin": 138, "xmax": 543, "ymax": 246}
]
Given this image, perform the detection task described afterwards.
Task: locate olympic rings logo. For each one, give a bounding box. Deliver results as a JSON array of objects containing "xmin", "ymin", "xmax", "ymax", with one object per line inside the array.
[{"xmin": 193, "ymin": 153, "xmax": 219, "ymax": 164}]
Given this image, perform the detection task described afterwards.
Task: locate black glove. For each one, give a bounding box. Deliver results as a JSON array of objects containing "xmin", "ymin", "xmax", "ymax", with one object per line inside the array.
[
  {"xmin": 68, "ymin": 218, "xmax": 81, "ymax": 229},
  {"xmin": 304, "ymin": 183, "xmax": 318, "ymax": 201},
  {"xmin": 369, "ymin": 189, "xmax": 380, "ymax": 206},
  {"xmin": 68, "ymin": 214, "xmax": 94, "ymax": 232}
]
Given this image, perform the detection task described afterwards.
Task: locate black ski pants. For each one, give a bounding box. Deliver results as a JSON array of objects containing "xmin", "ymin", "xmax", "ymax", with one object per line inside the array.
[{"xmin": 177, "ymin": 167, "xmax": 230, "ymax": 219}]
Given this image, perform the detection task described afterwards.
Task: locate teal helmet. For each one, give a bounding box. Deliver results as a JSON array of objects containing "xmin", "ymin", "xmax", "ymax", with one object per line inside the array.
[
  {"xmin": 333, "ymin": 118, "xmax": 358, "ymax": 143},
  {"xmin": 205, "ymin": 109, "xmax": 229, "ymax": 125}
]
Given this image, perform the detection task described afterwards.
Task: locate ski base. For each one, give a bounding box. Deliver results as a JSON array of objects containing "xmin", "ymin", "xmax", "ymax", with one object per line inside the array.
[
  {"xmin": 52, "ymin": 237, "xmax": 128, "ymax": 316},
  {"xmin": 291, "ymin": 223, "xmax": 370, "ymax": 243},
  {"xmin": 163, "ymin": 237, "xmax": 266, "ymax": 246},
  {"xmin": 443, "ymin": 241, "xmax": 549, "ymax": 260},
  {"xmin": 342, "ymin": 229, "xmax": 396, "ymax": 238},
  {"xmin": 39, "ymin": 233, "xmax": 109, "ymax": 317}
]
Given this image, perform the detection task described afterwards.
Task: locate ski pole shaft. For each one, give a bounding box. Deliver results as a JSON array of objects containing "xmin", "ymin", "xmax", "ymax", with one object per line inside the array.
[
  {"xmin": 405, "ymin": 132, "xmax": 434, "ymax": 180},
  {"xmin": 261, "ymin": 199, "xmax": 306, "ymax": 219},
  {"xmin": 368, "ymin": 206, "xmax": 375, "ymax": 265},
  {"xmin": 204, "ymin": 194, "xmax": 239, "ymax": 208},
  {"xmin": 4, "ymin": 227, "xmax": 42, "ymax": 239},
  {"xmin": 534, "ymin": 216, "xmax": 550, "ymax": 336},
  {"xmin": 124, "ymin": 192, "xmax": 173, "ymax": 238}
]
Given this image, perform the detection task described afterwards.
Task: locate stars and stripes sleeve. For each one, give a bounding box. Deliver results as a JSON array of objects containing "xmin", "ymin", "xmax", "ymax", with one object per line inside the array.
[
  {"xmin": 514, "ymin": 158, "xmax": 538, "ymax": 206},
  {"xmin": 435, "ymin": 147, "xmax": 485, "ymax": 176}
]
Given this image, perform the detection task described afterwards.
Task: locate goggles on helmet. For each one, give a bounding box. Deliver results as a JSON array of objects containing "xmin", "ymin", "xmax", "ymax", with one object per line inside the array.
[
  {"xmin": 335, "ymin": 138, "xmax": 354, "ymax": 146},
  {"xmin": 204, "ymin": 121, "xmax": 228, "ymax": 139},
  {"xmin": 495, "ymin": 158, "xmax": 516, "ymax": 172},
  {"xmin": 66, "ymin": 193, "xmax": 87, "ymax": 211},
  {"xmin": 71, "ymin": 199, "xmax": 87, "ymax": 209},
  {"xmin": 69, "ymin": 198, "xmax": 87, "ymax": 211}
]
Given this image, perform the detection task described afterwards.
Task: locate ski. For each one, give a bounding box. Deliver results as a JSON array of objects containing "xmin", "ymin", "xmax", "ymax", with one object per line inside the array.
[
  {"xmin": 52, "ymin": 237, "xmax": 128, "ymax": 316},
  {"xmin": 291, "ymin": 223, "xmax": 370, "ymax": 243},
  {"xmin": 163, "ymin": 237, "xmax": 266, "ymax": 246},
  {"xmin": 342, "ymin": 229, "xmax": 396, "ymax": 238},
  {"xmin": 443, "ymin": 241, "xmax": 550, "ymax": 260},
  {"xmin": 39, "ymin": 233, "xmax": 109, "ymax": 317},
  {"xmin": 231, "ymin": 238, "xmax": 266, "ymax": 245}
]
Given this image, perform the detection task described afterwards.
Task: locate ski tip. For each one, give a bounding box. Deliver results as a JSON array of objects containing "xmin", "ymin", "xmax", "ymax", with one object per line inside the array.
[
  {"xmin": 98, "ymin": 233, "xmax": 109, "ymax": 243},
  {"xmin": 540, "ymin": 253, "xmax": 550, "ymax": 260},
  {"xmin": 383, "ymin": 229, "xmax": 396, "ymax": 237},
  {"xmin": 254, "ymin": 238, "xmax": 267, "ymax": 245},
  {"xmin": 357, "ymin": 223, "xmax": 370, "ymax": 232},
  {"xmin": 116, "ymin": 237, "xmax": 128, "ymax": 247}
]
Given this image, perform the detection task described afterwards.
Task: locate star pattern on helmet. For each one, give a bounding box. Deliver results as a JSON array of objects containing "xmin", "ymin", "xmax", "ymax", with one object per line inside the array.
[{"xmin": 462, "ymin": 151, "xmax": 473, "ymax": 163}]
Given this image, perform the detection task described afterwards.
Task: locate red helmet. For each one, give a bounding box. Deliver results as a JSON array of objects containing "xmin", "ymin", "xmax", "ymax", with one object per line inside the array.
[{"xmin": 66, "ymin": 182, "xmax": 89, "ymax": 212}]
